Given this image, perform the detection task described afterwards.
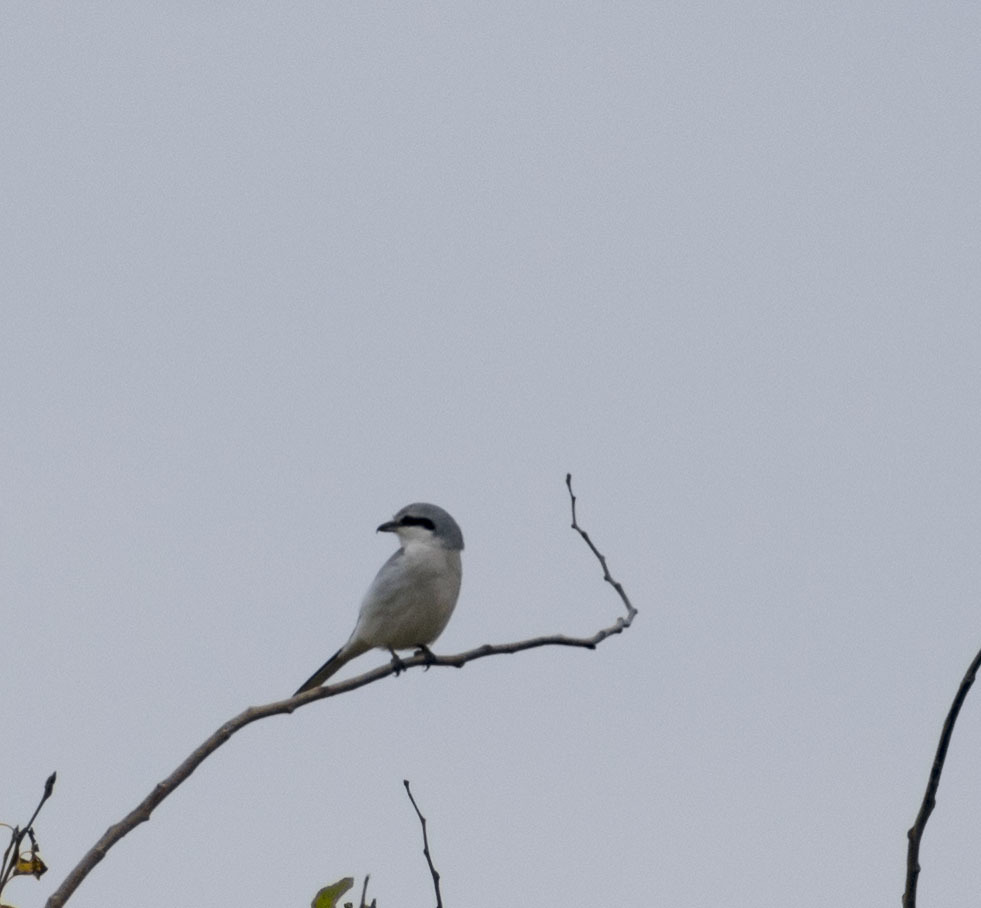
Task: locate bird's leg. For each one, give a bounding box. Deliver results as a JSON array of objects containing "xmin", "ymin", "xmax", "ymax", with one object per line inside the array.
[
  {"xmin": 388, "ymin": 649, "xmax": 407, "ymax": 675},
  {"xmin": 415, "ymin": 645, "xmax": 437, "ymax": 671}
]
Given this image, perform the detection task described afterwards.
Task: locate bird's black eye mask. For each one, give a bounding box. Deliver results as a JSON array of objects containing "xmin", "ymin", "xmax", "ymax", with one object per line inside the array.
[{"xmin": 399, "ymin": 516, "xmax": 436, "ymax": 531}]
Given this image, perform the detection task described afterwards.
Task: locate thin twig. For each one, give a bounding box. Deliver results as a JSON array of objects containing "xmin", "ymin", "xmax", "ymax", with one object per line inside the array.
[
  {"xmin": 566, "ymin": 473, "xmax": 637, "ymax": 625},
  {"xmin": 903, "ymin": 646, "xmax": 981, "ymax": 908},
  {"xmin": 26, "ymin": 773, "xmax": 57, "ymax": 835},
  {"xmin": 45, "ymin": 475, "xmax": 635, "ymax": 907},
  {"xmin": 403, "ymin": 781, "xmax": 442, "ymax": 908}
]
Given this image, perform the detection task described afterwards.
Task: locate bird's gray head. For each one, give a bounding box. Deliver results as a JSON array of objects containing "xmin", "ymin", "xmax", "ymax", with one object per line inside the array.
[{"xmin": 377, "ymin": 502, "xmax": 465, "ymax": 551}]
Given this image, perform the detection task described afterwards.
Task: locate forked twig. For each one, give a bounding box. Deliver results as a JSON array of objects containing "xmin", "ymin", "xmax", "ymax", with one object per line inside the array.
[{"xmin": 0, "ymin": 772, "xmax": 56, "ymax": 899}]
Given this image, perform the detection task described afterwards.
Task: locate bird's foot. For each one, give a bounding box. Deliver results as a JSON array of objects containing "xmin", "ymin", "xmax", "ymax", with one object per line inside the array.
[
  {"xmin": 388, "ymin": 649, "xmax": 407, "ymax": 675},
  {"xmin": 415, "ymin": 645, "xmax": 437, "ymax": 671}
]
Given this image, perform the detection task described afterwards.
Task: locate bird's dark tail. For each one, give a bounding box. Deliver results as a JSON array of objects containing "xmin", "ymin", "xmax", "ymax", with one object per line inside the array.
[{"xmin": 294, "ymin": 646, "xmax": 349, "ymax": 695}]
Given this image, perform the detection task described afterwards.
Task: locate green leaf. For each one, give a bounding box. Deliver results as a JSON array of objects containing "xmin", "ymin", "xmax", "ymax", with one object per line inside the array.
[{"xmin": 311, "ymin": 876, "xmax": 355, "ymax": 908}]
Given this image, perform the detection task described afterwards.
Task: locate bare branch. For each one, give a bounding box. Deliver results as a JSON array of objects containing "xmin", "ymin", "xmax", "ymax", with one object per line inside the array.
[
  {"xmin": 903, "ymin": 646, "xmax": 981, "ymax": 908},
  {"xmin": 45, "ymin": 475, "xmax": 636, "ymax": 907},
  {"xmin": 403, "ymin": 781, "xmax": 442, "ymax": 908}
]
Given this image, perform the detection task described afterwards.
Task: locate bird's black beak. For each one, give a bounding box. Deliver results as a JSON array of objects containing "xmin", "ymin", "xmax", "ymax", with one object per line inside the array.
[{"xmin": 377, "ymin": 520, "xmax": 398, "ymax": 533}]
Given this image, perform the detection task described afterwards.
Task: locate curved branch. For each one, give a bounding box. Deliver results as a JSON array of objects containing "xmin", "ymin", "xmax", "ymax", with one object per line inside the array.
[
  {"xmin": 903, "ymin": 645, "xmax": 981, "ymax": 908},
  {"xmin": 45, "ymin": 475, "xmax": 636, "ymax": 908}
]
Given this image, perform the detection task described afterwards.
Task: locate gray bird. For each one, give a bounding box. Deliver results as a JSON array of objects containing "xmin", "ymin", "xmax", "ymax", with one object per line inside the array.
[{"xmin": 295, "ymin": 502, "xmax": 464, "ymax": 694}]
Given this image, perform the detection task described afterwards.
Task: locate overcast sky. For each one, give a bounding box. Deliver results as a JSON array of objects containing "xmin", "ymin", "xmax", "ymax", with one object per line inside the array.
[{"xmin": 3, "ymin": 4, "xmax": 980, "ymax": 907}]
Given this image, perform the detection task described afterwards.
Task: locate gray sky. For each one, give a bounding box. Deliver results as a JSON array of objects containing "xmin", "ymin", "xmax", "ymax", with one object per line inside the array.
[{"xmin": 3, "ymin": 4, "xmax": 980, "ymax": 906}]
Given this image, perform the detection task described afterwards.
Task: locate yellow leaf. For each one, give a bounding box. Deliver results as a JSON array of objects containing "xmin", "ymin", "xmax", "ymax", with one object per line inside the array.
[
  {"xmin": 13, "ymin": 851, "xmax": 47, "ymax": 878},
  {"xmin": 311, "ymin": 877, "xmax": 354, "ymax": 908}
]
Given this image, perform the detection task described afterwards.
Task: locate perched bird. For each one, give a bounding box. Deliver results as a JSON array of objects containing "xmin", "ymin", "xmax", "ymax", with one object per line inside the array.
[{"xmin": 295, "ymin": 502, "xmax": 464, "ymax": 694}]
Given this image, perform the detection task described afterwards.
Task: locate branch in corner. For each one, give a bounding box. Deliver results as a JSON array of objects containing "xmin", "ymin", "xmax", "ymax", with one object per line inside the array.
[
  {"xmin": 903, "ymin": 646, "xmax": 981, "ymax": 908},
  {"xmin": 0, "ymin": 772, "xmax": 56, "ymax": 901}
]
